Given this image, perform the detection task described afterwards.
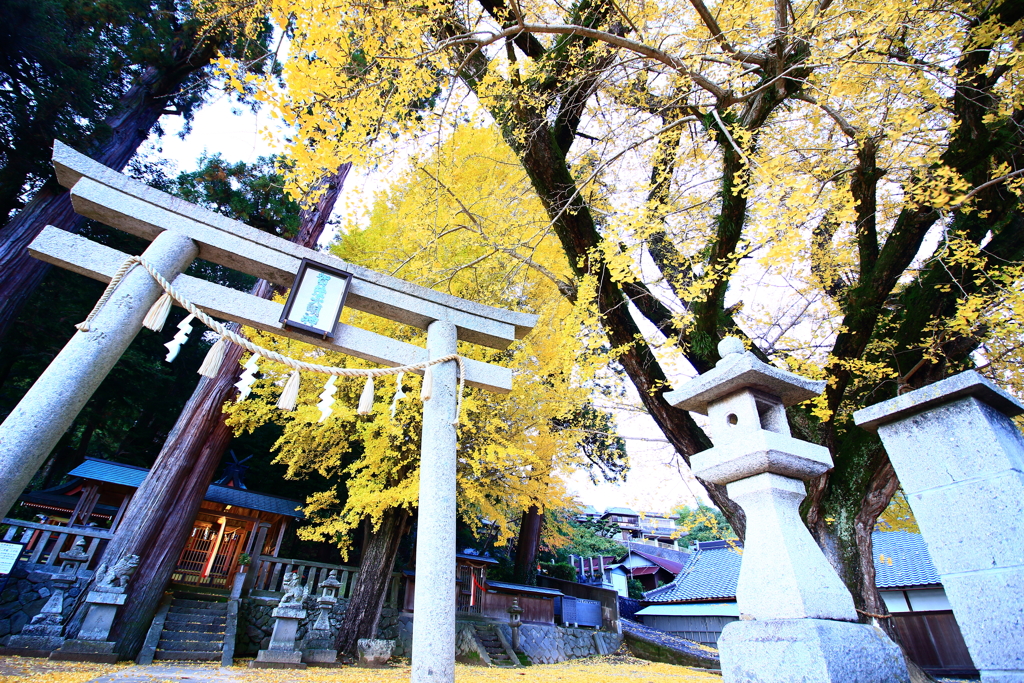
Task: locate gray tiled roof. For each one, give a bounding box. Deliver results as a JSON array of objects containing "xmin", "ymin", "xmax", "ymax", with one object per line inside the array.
[
  {"xmin": 644, "ymin": 542, "xmax": 743, "ymax": 602},
  {"xmin": 645, "ymin": 532, "xmax": 941, "ymax": 603},
  {"xmin": 872, "ymin": 531, "xmax": 940, "ymax": 588},
  {"xmin": 69, "ymin": 458, "xmax": 304, "ymax": 518}
]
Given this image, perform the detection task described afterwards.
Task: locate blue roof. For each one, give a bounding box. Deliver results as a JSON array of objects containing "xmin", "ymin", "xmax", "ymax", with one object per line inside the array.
[
  {"xmin": 69, "ymin": 458, "xmax": 304, "ymax": 518},
  {"xmin": 644, "ymin": 542, "xmax": 743, "ymax": 602},
  {"xmin": 604, "ymin": 507, "xmax": 638, "ymax": 516},
  {"xmin": 873, "ymin": 531, "xmax": 940, "ymax": 588}
]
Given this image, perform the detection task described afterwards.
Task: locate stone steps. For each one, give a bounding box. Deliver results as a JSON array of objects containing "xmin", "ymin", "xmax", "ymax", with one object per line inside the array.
[
  {"xmin": 473, "ymin": 625, "xmax": 514, "ymax": 666},
  {"xmin": 152, "ymin": 594, "xmax": 228, "ymax": 662}
]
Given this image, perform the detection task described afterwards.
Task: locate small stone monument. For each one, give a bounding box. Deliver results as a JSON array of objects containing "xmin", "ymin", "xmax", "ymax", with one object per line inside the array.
[
  {"xmin": 507, "ymin": 597, "xmax": 523, "ymax": 653},
  {"xmin": 50, "ymin": 553, "xmax": 138, "ymax": 663},
  {"xmin": 357, "ymin": 638, "xmax": 394, "ymax": 667},
  {"xmin": 59, "ymin": 537, "xmax": 90, "ymax": 576},
  {"xmin": 251, "ymin": 571, "xmax": 307, "ymax": 669},
  {"xmin": 4, "ymin": 537, "xmax": 90, "ymax": 655},
  {"xmin": 664, "ymin": 338, "xmax": 909, "ymax": 683},
  {"xmin": 301, "ymin": 570, "xmax": 341, "ymax": 665},
  {"xmin": 854, "ymin": 371, "xmax": 1024, "ymax": 682}
]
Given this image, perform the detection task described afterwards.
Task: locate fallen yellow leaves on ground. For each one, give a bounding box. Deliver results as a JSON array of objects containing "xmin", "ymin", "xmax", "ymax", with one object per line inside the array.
[
  {"xmin": 0, "ymin": 656, "xmax": 128, "ymax": 683},
  {"xmin": 0, "ymin": 655, "xmax": 720, "ymax": 683}
]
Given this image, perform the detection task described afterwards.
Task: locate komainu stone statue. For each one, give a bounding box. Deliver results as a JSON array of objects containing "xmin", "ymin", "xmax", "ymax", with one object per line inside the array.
[
  {"xmin": 279, "ymin": 570, "xmax": 306, "ymax": 605},
  {"xmin": 93, "ymin": 554, "xmax": 139, "ymax": 593}
]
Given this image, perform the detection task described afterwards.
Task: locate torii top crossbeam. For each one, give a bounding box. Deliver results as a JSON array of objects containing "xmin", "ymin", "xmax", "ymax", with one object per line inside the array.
[{"xmin": 32, "ymin": 141, "xmax": 536, "ymax": 393}]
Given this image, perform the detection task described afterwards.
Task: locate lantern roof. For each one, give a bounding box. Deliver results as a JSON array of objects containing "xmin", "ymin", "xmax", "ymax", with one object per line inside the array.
[{"xmin": 664, "ymin": 338, "xmax": 824, "ymax": 415}]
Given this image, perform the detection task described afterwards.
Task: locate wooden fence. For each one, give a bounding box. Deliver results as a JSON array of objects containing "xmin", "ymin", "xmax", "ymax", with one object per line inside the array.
[
  {"xmin": 1, "ymin": 518, "xmax": 111, "ymax": 569},
  {"xmin": 249, "ymin": 555, "xmax": 401, "ymax": 607}
]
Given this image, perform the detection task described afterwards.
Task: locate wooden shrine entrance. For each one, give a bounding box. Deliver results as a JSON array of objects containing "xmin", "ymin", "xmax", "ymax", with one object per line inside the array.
[{"xmin": 174, "ymin": 513, "xmax": 245, "ymax": 589}]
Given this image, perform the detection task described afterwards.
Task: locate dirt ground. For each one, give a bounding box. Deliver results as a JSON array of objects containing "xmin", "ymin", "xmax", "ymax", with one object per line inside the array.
[{"xmin": 0, "ymin": 655, "xmax": 721, "ymax": 683}]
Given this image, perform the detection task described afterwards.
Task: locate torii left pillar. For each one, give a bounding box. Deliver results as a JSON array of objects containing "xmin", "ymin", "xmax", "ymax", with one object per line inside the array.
[{"xmin": 0, "ymin": 230, "xmax": 197, "ymax": 518}]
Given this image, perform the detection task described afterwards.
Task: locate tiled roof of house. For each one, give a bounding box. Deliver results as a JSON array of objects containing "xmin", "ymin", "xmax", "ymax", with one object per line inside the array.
[
  {"xmin": 630, "ymin": 548, "xmax": 685, "ymax": 574},
  {"xmin": 603, "ymin": 507, "xmax": 638, "ymax": 516},
  {"xmin": 69, "ymin": 458, "xmax": 304, "ymax": 518},
  {"xmin": 644, "ymin": 541, "xmax": 743, "ymax": 602},
  {"xmin": 873, "ymin": 531, "xmax": 941, "ymax": 588},
  {"xmin": 579, "ymin": 505, "xmax": 599, "ymax": 516},
  {"xmin": 645, "ymin": 532, "xmax": 941, "ymax": 603}
]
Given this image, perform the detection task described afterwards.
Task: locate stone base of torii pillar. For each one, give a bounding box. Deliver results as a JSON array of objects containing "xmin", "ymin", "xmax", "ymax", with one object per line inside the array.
[{"xmin": 665, "ymin": 338, "xmax": 909, "ymax": 683}]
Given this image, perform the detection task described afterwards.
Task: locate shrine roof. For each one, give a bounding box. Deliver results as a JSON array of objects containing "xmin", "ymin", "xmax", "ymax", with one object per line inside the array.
[{"xmin": 68, "ymin": 458, "xmax": 304, "ymax": 518}]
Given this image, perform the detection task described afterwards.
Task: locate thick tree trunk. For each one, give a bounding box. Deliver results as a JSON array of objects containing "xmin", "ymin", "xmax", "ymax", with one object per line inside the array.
[
  {"xmin": 0, "ymin": 34, "xmax": 223, "ymax": 342},
  {"xmin": 512, "ymin": 505, "xmax": 543, "ymax": 585},
  {"xmin": 334, "ymin": 508, "xmax": 409, "ymax": 655},
  {"xmin": 80, "ymin": 163, "xmax": 351, "ymax": 659}
]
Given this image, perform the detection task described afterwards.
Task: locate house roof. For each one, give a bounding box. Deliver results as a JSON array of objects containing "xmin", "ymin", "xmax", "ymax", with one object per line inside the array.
[
  {"xmin": 487, "ymin": 581, "xmax": 562, "ymax": 597},
  {"xmin": 645, "ymin": 541, "xmax": 743, "ymax": 602},
  {"xmin": 578, "ymin": 505, "xmax": 599, "ymax": 516},
  {"xmin": 873, "ymin": 531, "xmax": 941, "ymax": 589},
  {"xmin": 630, "ymin": 566, "xmax": 662, "ymax": 576},
  {"xmin": 636, "ymin": 602, "xmax": 739, "ymax": 617},
  {"xmin": 646, "ymin": 531, "xmax": 942, "ymax": 604},
  {"xmin": 68, "ymin": 458, "xmax": 304, "ymax": 518},
  {"xmin": 603, "ymin": 507, "xmax": 638, "ymax": 516},
  {"xmin": 630, "ymin": 548, "xmax": 685, "ymax": 574}
]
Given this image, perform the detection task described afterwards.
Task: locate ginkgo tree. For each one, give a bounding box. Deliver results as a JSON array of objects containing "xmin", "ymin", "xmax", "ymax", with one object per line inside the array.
[
  {"xmin": 207, "ymin": 0, "xmax": 1024, "ymax": 635},
  {"xmin": 223, "ymin": 125, "xmax": 626, "ymax": 651}
]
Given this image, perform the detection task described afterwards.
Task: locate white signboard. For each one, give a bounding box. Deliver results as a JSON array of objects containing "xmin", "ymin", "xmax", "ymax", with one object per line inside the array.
[
  {"xmin": 0, "ymin": 542, "xmax": 23, "ymax": 575},
  {"xmin": 280, "ymin": 259, "xmax": 352, "ymax": 339}
]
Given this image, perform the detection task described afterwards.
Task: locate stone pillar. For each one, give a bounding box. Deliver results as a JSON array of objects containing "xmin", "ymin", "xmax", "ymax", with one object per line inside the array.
[
  {"xmin": 0, "ymin": 230, "xmax": 198, "ymax": 518},
  {"xmin": 411, "ymin": 320, "xmax": 458, "ymax": 683},
  {"xmin": 253, "ymin": 571, "xmax": 308, "ymax": 669},
  {"xmin": 50, "ymin": 590, "xmax": 126, "ymax": 663},
  {"xmin": 664, "ymin": 338, "xmax": 909, "ymax": 683},
  {"xmin": 854, "ymin": 371, "xmax": 1024, "ymax": 683}
]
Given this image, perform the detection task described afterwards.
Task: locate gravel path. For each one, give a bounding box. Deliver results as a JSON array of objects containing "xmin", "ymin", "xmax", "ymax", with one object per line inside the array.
[{"xmin": 620, "ymin": 618, "xmax": 720, "ymax": 663}]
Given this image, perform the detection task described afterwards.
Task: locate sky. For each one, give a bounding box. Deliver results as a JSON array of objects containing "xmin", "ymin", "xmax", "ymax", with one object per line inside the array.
[{"xmin": 144, "ymin": 90, "xmax": 707, "ymax": 517}]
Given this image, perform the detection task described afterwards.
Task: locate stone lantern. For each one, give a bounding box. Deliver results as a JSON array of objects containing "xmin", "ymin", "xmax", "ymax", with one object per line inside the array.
[
  {"xmin": 507, "ymin": 597, "xmax": 523, "ymax": 653},
  {"xmin": 664, "ymin": 338, "xmax": 908, "ymax": 683},
  {"xmin": 301, "ymin": 570, "xmax": 341, "ymax": 665}
]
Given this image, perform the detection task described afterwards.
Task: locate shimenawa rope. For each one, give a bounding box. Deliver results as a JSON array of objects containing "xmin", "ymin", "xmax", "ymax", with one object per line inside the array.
[{"xmin": 76, "ymin": 256, "xmax": 467, "ymax": 424}]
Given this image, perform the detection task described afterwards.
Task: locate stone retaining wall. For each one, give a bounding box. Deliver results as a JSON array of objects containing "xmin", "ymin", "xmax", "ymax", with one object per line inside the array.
[
  {"xmin": 391, "ymin": 615, "xmax": 622, "ymax": 664},
  {"xmin": 0, "ymin": 564, "xmax": 91, "ymax": 644}
]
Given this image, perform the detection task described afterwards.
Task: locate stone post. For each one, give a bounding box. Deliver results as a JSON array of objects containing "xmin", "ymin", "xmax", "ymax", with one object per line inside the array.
[
  {"xmin": 854, "ymin": 371, "xmax": 1024, "ymax": 682},
  {"xmin": 50, "ymin": 554, "xmax": 138, "ymax": 663},
  {"xmin": 664, "ymin": 338, "xmax": 908, "ymax": 683},
  {"xmin": 411, "ymin": 320, "xmax": 458, "ymax": 683},
  {"xmin": 0, "ymin": 230, "xmax": 198, "ymax": 518},
  {"xmin": 252, "ymin": 570, "xmax": 308, "ymax": 669}
]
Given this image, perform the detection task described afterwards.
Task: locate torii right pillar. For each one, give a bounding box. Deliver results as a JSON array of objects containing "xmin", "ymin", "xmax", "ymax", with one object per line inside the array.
[
  {"xmin": 855, "ymin": 371, "xmax": 1024, "ymax": 683},
  {"xmin": 666, "ymin": 338, "xmax": 908, "ymax": 683}
]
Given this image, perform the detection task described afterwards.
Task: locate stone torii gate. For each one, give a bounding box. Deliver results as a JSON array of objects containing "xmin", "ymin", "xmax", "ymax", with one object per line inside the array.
[{"xmin": 0, "ymin": 141, "xmax": 537, "ymax": 683}]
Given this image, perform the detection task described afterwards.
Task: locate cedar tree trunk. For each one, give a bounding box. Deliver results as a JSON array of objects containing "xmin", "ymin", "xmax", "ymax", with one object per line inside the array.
[
  {"xmin": 334, "ymin": 508, "xmax": 409, "ymax": 655},
  {"xmin": 512, "ymin": 505, "xmax": 543, "ymax": 585}
]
